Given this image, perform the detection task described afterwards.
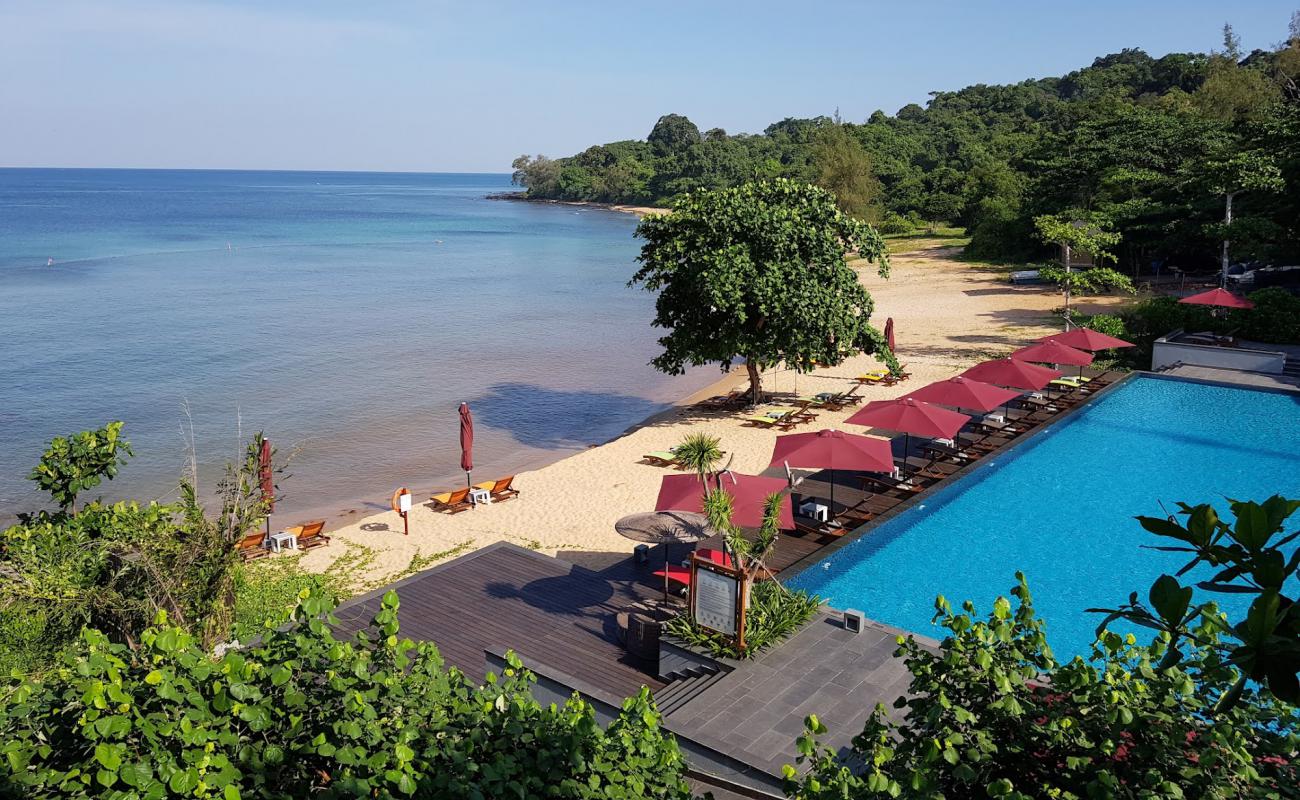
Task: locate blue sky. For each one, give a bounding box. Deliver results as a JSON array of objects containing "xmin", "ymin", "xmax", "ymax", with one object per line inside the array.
[{"xmin": 1, "ymin": 1, "xmax": 1295, "ymax": 173}]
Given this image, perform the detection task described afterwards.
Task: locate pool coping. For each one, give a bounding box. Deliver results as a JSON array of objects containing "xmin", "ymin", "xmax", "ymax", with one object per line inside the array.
[
  {"xmin": 779, "ymin": 370, "xmax": 1140, "ymax": 598},
  {"xmin": 1143, "ymin": 368, "xmax": 1300, "ymax": 395}
]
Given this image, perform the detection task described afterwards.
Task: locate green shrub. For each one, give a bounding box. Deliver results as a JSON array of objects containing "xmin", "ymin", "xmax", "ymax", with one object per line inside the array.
[
  {"xmin": 1232, "ymin": 286, "xmax": 1300, "ymax": 343},
  {"xmin": 664, "ymin": 582, "xmax": 820, "ymax": 659},
  {"xmin": 787, "ymin": 575, "xmax": 1299, "ymax": 799},
  {"xmin": 0, "ymin": 589, "xmax": 692, "ymax": 799},
  {"xmin": 876, "ymin": 211, "xmax": 916, "ymax": 235}
]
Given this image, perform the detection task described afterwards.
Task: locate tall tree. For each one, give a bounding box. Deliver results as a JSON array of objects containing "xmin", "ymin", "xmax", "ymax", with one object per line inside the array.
[
  {"xmin": 811, "ymin": 125, "xmax": 881, "ymax": 221},
  {"xmin": 630, "ymin": 180, "xmax": 894, "ymax": 404}
]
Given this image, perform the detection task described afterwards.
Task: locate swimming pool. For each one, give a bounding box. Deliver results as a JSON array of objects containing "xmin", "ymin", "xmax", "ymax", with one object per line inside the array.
[{"xmin": 787, "ymin": 375, "xmax": 1300, "ymax": 660}]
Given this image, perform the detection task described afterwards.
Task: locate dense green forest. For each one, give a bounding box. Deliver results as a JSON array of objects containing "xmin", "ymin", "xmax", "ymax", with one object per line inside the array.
[{"xmin": 512, "ymin": 19, "xmax": 1300, "ymax": 271}]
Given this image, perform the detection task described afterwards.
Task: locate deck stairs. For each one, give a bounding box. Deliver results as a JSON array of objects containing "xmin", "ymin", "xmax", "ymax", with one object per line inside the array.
[
  {"xmin": 654, "ymin": 669, "xmax": 727, "ymax": 716},
  {"xmin": 1283, "ymin": 356, "xmax": 1300, "ymax": 380}
]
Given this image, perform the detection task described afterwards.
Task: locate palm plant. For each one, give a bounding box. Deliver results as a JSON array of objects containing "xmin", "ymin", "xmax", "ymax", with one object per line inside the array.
[{"xmin": 671, "ymin": 433, "xmax": 723, "ymax": 483}]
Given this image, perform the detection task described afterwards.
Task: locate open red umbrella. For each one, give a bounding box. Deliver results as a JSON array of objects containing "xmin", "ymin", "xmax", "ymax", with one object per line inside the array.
[
  {"xmin": 1041, "ymin": 327, "xmax": 1134, "ymax": 352},
  {"xmin": 1013, "ymin": 340, "xmax": 1094, "ymax": 367},
  {"xmin": 961, "ymin": 358, "xmax": 1062, "ymax": 391},
  {"xmin": 656, "ymin": 472, "xmax": 794, "ymax": 529},
  {"xmin": 884, "ymin": 317, "xmax": 896, "ymax": 352},
  {"xmin": 458, "ymin": 402, "xmax": 474, "ymax": 488},
  {"xmin": 846, "ymin": 397, "xmax": 970, "ymax": 468},
  {"xmin": 770, "ymin": 429, "xmax": 893, "ymax": 513},
  {"xmin": 258, "ymin": 437, "xmax": 274, "ymax": 536},
  {"xmin": 1179, "ymin": 287, "xmax": 1254, "ymax": 310},
  {"xmin": 905, "ymin": 376, "xmax": 1021, "ymax": 413}
]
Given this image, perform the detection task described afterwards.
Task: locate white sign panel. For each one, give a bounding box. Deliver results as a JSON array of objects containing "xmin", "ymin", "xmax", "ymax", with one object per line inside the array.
[
  {"xmin": 398, "ymin": 492, "xmax": 412, "ymax": 513},
  {"xmin": 693, "ymin": 567, "xmax": 739, "ymax": 636}
]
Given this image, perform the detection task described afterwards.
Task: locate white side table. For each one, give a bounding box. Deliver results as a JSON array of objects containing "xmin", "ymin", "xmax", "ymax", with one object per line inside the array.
[
  {"xmin": 469, "ymin": 488, "xmax": 491, "ymax": 506},
  {"xmin": 269, "ymin": 530, "xmax": 298, "ymax": 553},
  {"xmin": 799, "ymin": 501, "xmax": 829, "ymax": 522}
]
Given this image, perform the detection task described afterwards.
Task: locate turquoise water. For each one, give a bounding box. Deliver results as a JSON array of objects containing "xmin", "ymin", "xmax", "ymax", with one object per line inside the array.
[
  {"xmin": 0, "ymin": 169, "xmax": 716, "ymax": 523},
  {"xmin": 788, "ymin": 376, "xmax": 1300, "ymax": 660}
]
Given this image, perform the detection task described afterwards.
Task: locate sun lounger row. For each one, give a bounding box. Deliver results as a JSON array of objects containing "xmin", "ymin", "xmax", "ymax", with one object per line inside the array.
[{"xmin": 429, "ymin": 476, "xmax": 519, "ymax": 513}]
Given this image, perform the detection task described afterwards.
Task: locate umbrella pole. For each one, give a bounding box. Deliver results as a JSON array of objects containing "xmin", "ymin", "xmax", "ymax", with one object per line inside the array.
[{"xmin": 663, "ymin": 544, "xmax": 671, "ymax": 602}]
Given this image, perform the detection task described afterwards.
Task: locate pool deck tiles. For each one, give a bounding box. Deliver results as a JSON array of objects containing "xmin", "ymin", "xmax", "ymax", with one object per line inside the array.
[{"xmin": 665, "ymin": 612, "xmax": 935, "ymax": 779}]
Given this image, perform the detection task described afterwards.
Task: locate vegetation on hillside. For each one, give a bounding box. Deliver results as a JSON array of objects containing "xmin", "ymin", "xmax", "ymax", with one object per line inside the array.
[{"xmin": 514, "ymin": 18, "xmax": 1300, "ymax": 271}]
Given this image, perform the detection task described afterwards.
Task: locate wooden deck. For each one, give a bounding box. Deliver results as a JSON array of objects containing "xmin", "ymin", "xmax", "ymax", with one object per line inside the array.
[{"xmin": 330, "ymin": 542, "xmax": 669, "ymax": 698}]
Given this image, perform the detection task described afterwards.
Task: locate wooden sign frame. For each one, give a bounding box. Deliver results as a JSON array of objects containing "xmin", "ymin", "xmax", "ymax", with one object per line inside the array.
[{"xmin": 688, "ymin": 554, "xmax": 749, "ymax": 651}]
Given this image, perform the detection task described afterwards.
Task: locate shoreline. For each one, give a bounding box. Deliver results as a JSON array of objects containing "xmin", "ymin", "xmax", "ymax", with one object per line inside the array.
[
  {"xmin": 295, "ymin": 365, "xmax": 746, "ymax": 534},
  {"xmin": 487, "ymin": 192, "xmax": 669, "ymax": 218}
]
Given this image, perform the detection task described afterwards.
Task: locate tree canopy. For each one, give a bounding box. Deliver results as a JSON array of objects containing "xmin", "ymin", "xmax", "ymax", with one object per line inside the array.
[
  {"xmin": 513, "ymin": 19, "xmax": 1300, "ymax": 269},
  {"xmin": 629, "ymin": 179, "xmax": 896, "ymax": 402}
]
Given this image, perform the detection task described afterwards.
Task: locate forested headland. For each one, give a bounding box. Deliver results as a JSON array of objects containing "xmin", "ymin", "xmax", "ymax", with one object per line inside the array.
[{"xmin": 511, "ymin": 20, "xmax": 1300, "ymax": 271}]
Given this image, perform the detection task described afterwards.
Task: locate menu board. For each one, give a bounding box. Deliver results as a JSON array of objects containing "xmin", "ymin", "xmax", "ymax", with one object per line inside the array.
[{"xmin": 693, "ymin": 566, "xmax": 740, "ymax": 636}]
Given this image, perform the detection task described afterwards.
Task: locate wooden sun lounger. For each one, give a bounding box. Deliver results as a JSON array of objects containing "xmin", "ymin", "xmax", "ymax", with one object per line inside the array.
[
  {"xmin": 904, "ymin": 456, "xmax": 959, "ymax": 480},
  {"xmin": 237, "ymin": 529, "xmax": 269, "ymax": 561},
  {"xmin": 430, "ymin": 487, "xmax": 474, "ymax": 514},
  {"xmin": 742, "ymin": 406, "xmax": 803, "ymax": 430},
  {"xmin": 474, "ymin": 475, "xmax": 521, "ymax": 503},
  {"xmin": 296, "ymin": 520, "xmax": 329, "ymax": 550},
  {"xmin": 695, "ymin": 390, "xmax": 745, "ymax": 410},
  {"xmin": 854, "ymin": 370, "xmax": 899, "ymax": 386},
  {"xmin": 641, "ymin": 450, "xmax": 680, "ymax": 467}
]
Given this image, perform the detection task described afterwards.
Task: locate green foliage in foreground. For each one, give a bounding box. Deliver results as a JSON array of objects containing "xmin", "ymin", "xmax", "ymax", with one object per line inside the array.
[
  {"xmin": 28, "ymin": 421, "xmax": 132, "ymax": 514},
  {"xmin": 1095, "ymin": 495, "xmax": 1300, "ymax": 707},
  {"xmin": 0, "ymin": 589, "xmax": 692, "ymax": 800},
  {"xmin": 665, "ymin": 581, "xmax": 820, "ymax": 659},
  {"xmin": 786, "ymin": 575, "xmax": 1298, "ymax": 800},
  {"xmin": 631, "ymin": 179, "xmax": 897, "ymax": 403}
]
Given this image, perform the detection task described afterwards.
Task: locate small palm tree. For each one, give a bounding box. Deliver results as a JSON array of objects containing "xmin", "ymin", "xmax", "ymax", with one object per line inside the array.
[{"xmin": 672, "ymin": 433, "xmax": 723, "ymax": 483}]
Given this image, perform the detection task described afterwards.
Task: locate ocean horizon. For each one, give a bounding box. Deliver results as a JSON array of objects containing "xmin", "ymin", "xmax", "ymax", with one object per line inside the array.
[{"xmin": 0, "ymin": 168, "xmax": 717, "ymax": 525}]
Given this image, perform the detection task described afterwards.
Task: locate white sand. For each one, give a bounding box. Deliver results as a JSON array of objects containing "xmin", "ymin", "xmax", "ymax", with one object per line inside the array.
[{"xmin": 296, "ymin": 246, "xmax": 1124, "ymax": 589}]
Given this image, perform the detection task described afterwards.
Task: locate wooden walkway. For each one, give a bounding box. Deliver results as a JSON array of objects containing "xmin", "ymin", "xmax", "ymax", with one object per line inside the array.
[{"xmin": 330, "ymin": 542, "xmax": 669, "ymax": 698}]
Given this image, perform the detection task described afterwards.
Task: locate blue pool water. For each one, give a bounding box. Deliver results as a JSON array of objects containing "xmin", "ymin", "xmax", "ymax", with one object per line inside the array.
[{"xmin": 788, "ymin": 376, "xmax": 1300, "ymax": 660}]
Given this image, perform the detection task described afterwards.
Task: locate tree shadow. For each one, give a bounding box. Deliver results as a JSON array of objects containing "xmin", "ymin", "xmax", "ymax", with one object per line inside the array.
[{"xmin": 470, "ymin": 383, "xmax": 670, "ymax": 450}]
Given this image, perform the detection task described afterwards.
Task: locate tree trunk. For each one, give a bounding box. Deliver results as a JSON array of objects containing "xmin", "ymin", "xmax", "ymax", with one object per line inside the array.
[
  {"xmin": 1221, "ymin": 191, "xmax": 1234, "ymax": 288},
  {"xmin": 1062, "ymin": 242, "xmax": 1073, "ymax": 331},
  {"xmin": 745, "ymin": 358, "xmax": 763, "ymax": 407}
]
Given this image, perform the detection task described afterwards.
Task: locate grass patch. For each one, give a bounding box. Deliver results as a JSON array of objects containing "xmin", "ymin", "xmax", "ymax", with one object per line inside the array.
[
  {"xmin": 233, "ymin": 539, "xmax": 475, "ymax": 630},
  {"xmin": 884, "ymin": 226, "xmax": 970, "ymax": 254}
]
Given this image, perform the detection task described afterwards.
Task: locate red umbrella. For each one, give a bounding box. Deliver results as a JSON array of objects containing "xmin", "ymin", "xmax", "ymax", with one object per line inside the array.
[
  {"xmin": 904, "ymin": 376, "xmax": 1021, "ymax": 413},
  {"xmin": 458, "ymin": 402, "xmax": 474, "ymax": 488},
  {"xmin": 846, "ymin": 397, "xmax": 970, "ymax": 468},
  {"xmin": 884, "ymin": 317, "xmax": 896, "ymax": 352},
  {"xmin": 1041, "ymin": 327, "xmax": 1134, "ymax": 352},
  {"xmin": 656, "ymin": 472, "xmax": 794, "ymax": 529},
  {"xmin": 1012, "ymin": 340, "xmax": 1094, "ymax": 367},
  {"xmin": 961, "ymin": 358, "xmax": 1062, "ymax": 391},
  {"xmin": 1179, "ymin": 287, "xmax": 1254, "ymax": 310},
  {"xmin": 258, "ymin": 437, "xmax": 274, "ymax": 536},
  {"xmin": 770, "ymin": 429, "xmax": 893, "ymax": 513}
]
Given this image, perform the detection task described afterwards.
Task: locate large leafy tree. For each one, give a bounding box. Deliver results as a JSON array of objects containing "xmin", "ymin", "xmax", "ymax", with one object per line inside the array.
[{"xmin": 630, "ymin": 179, "xmax": 895, "ymax": 404}]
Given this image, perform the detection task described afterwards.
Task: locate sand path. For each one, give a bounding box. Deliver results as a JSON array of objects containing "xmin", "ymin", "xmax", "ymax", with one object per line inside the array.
[{"xmin": 295, "ymin": 246, "xmax": 1123, "ymax": 589}]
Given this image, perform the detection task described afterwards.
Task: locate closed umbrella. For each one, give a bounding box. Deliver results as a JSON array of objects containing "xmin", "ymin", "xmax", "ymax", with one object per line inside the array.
[
  {"xmin": 655, "ymin": 472, "xmax": 793, "ymax": 529},
  {"xmin": 258, "ymin": 437, "xmax": 274, "ymax": 537},
  {"xmin": 458, "ymin": 402, "xmax": 474, "ymax": 488},
  {"xmin": 961, "ymin": 358, "xmax": 1062, "ymax": 391},
  {"xmin": 1179, "ymin": 287, "xmax": 1254, "ymax": 310},
  {"xmin": 769, "ymin": 429, "xmax": 893, "ymax": 515},
  {"xmin": 845, "ymin": 397, "xmax": 970, "ymax": 470},
  {"xmin": 884, "ymin": 317, "xmax": 896, "ymax": 352},
  {"xmin": 1041, "ymin": 327, "xmax": 1134, "ymax": 352}
]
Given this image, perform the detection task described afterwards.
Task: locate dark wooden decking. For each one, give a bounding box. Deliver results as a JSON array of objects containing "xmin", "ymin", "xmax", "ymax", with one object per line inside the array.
[{"xmin": 330, "ymin": 542, "xmax": 669, "ymax": 698}]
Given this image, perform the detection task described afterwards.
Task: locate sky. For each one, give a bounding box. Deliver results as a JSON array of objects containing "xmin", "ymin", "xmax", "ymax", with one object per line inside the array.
[{"xmin": 1, "ymin": 1, "xmax": 1296, "ymax": 173}]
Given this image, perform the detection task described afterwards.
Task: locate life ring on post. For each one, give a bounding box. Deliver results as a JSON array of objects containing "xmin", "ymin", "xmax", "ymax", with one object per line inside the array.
[{"xmin": 391, "ymin": 487, "xmax": 410, "ymax": 514}]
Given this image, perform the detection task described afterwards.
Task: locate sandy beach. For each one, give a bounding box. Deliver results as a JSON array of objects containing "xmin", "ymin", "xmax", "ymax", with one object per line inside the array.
[{"xmin": 296, "ymin": 245, "xmax": 1125, "ymax": 589}]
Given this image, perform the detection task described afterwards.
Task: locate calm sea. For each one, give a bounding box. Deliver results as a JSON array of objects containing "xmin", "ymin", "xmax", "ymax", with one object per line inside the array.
[{"xmin": 0, "ymin": 169, "xmax": 716, "ymax": 525}]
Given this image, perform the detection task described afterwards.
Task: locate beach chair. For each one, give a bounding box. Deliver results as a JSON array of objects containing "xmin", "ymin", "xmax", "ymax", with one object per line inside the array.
[
  {"xmin": 640, "ymin": 450, "xmax": 680, "ymax": 467},
  {"xmin": 430, "ymin": 487, "xmax": 474, "ymax": 514},
  {"xmin": 825, "ymin": 384, "xmax": 864, "ymax": 409},
  {"xmin": 474, "ymin": 475, "xmax": 520, "ymax": 503},
  {"xmin": 742, "ymin": 407, "xmax": 799, "ymax": 430},
  {"xmin": 296, "ymin": 520, "xmax": 329, "ymax": 550},
  {"xmin": 695, "ymin": 390, "xmax": 744, "ymax": 411},
  {"xmin": 854, "ymin": 369, "xmax": 898, "ymax": 386},
  {"xmin": 237, "ymin": 529, "xmax": 269, "ymax": 561}
]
